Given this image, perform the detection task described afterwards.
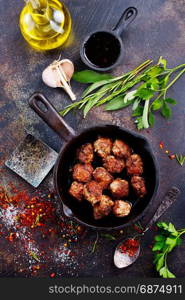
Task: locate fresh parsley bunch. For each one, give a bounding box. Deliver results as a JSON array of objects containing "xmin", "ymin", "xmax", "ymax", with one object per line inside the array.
[
  {"xmin": 60, "ymin": 57, "xmax": 185, "ymax": 130},
  {"xmin": 153, "ymin": 222, "xmax": 185, "ymax": 278}
]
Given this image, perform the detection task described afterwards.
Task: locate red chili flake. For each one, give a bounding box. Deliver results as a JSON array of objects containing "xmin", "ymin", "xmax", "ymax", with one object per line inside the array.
[
  {"xmin": 119, "ymin": 238, "xmax": 139, "ymax": 257},
  {"xmin": 6, "ymin": 232, "xmax": 17, "ymax": 242},
  {"xmin": 159, "ymin": 141, "xmax": 164, "ymax": 149},
  {"xmin": 32, "ymin": 265, "xmax": 40, "ymax": 271},
  {"xmin": 169, "ymin": 154, "xmax": 175, "ymax": 160},
  {"xmin": 50, "ymin": 273, "xmax": 56, "ymax": 278}
]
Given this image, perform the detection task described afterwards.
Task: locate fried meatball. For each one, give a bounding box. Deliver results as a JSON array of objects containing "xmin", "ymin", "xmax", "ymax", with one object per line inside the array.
[
  {"xmin": 93, "ymin": 167, "xmax": 113, "ymax": 189},
  {"xmin": 113, "ymin": 200, "xmax": 132, "ymax": 217},
  {"xmin": 94, "ymin": 137, "xmax": 113, "ymax": 158},
  {"xmin": 131, "ymin": 176, "xmax": 147, "ymax": 198},
  {"xmin": 110, "ymin": 178, "xmax": 129, "ymax": 198},
  {"xmin": 93, "ymin": 195, "xmax": 114, "ymax": 220},
  {"xmin": 69, "ymin": 181, "xmax": 84, "ymax": 201},
  {"xmin": 126, "ymin": 154, "xmax": 143, "ymax": 175},
  {"xmin": 72, "ymin": 163, "xmax": 93, "ymax": 183},
  {"xmin": 83, "ymin": 181, "xmax": 103, "ymax": 205},
  {"xmin": 103, "ymin": 155, "xmax": 125, "ymax": 173},
  {"xmin": 112, "ymin": 139, "xmax": 132, "ymax": 158},
  {"xmin": 77, "ymin": 143, "xmax": 94, "ymax": 164}
]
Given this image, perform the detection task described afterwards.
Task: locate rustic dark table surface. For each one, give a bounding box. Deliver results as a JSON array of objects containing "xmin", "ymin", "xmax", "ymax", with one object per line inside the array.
[{"xmin": 0, "ymin": 0, "xmax": 185, "ymax": 278}]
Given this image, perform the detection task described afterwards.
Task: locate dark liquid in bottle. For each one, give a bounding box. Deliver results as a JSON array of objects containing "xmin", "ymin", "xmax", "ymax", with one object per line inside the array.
[{"xmin": 84, "ymin": 32, "xmax": 121, "ymax": 68}]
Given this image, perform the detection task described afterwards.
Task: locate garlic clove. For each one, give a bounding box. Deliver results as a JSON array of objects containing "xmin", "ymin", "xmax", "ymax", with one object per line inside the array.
[
  {"xmin": 42, "ymin": 65, "xmax": 59, "ymax": 88},
  {"xmin": 58, "ymin": 59, "xmax": 74, "ymax": 82},
  {"xmin": 42, "ymin": 58, "xmax": 76, "ymax": 101}
]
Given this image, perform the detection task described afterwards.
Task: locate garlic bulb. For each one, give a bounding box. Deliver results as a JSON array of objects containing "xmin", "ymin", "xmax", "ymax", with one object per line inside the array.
[{"xmin": 42, "ymin": 59, "xmax": 76, "ymax": 101}]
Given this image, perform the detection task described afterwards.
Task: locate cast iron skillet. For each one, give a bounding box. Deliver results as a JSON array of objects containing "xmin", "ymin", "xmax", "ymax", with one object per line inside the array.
[{"xmin": 29, "ymin": 93, "xmax": 159, "ymax": 231}]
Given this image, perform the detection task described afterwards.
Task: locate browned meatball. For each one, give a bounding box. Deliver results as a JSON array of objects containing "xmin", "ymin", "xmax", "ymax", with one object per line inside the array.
[
  {"xmin": 77, "ymin": 143, "xmax": 94, "ymax": 164},
  {"xmin": 72, "ymin": 163, "xmax": 93, "ymax": 183},
  {"xmin": 113, "ymin": 200, "xmax": 132, "ymax": 217},
  {"xmin": 112, "ymin": 139, "xmax": 132, "ymax": 158},
  {"xmin": 131, "ymin": 176, "xmax": 147, "ymax": 198},
  {"xmin": 93, "ymin": 195, "xmax": 114, "ymax": 220},
  {"xmin": 94, "ymin": 137, "xmax": 113, "ymax": 158},
  {"xmin": 110, "ymin": 178, "xmax": 129, "ymax": 198},
  {"xmin": 126, "ymin": 154, "xmax": 143, "ymax": 175},
  {"xmin": 103, "ymin": 155, "xmax": 125, "ymax": 173},
  {"xmin": 69, "ymin": 181, "xmax": 84, "ymax": 201},
  {"xmin": 93, "ymin": 167, "xmax": 113, "ymax": 189},
  {"xmin": 83, "ymin": 181, "xmax": 103, "ymax": 205}
]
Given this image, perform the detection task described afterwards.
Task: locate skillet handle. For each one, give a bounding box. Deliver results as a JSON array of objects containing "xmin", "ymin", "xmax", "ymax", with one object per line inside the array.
[
  {"xmin": 145, "ymin": 187, "xmax": 180, "ymax": 231},
  {"xmin": 29, "ymin": 93, "xmax": 76, "ymax": 142},
  {"xmin": 112, "ymin": 7, "xmax": 138, "ymax": 36}
]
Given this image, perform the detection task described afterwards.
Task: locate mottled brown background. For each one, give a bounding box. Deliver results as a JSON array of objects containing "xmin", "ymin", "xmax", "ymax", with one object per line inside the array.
[{"xmin": 0, "ymin": 0, "xmax": 185, "ymax": 277}]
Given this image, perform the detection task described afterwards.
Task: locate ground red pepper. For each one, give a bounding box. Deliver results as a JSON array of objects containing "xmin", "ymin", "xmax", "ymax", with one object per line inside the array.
[
  {"xmin": 0, "ymin": 186, "xmax": 56, "ymax": 229},
  {"xmin": 0, "ymin": 183, "xmax": 82, "ymax": 277},
  {"xmin": 119, "ymin": 238, "xmax": 139, "ymax": 257}
]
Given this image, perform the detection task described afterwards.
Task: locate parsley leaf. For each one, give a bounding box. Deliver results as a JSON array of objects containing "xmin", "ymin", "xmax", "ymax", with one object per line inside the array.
[
  {"xmin": 136, "ymin": 88, "xmax": 154, "ymax": 100},
  {"xmin": 152, "ymin": 99, "xmax": 163, "ymax": 111},
  {"xmin": 135, "ymin": 117, "xmax": 144, "ymax": 130},
  {"xmin": 149, "ymin": 112, "xmax": 155, "ymax": 127},
  {"xmin": 152, "ymin": 222, "xmax": 185, "ymax": 278},
  {"xmin": 164, "ymin": 98, "xmax": 177, "ymax": 105},
  {"xmin": 132, "ymin": 106, "xmax": 143, "ymax": 117},
  {"xmin": 161, "ymin": 102, "xmax": 172, "ymax": 119},
  {"xmin": 159, "ymin": 267, "xmax": 175, "ymax": 278}
]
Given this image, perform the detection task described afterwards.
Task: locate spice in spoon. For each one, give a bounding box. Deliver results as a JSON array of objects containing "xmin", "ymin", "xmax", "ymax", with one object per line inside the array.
[
  {"xmin": 119, "ymin": 238, "xmax": 140, "ymax": 257},
  {"xmin": 42, "ymin": 58, "xmax": 76, "ymax": 101}
]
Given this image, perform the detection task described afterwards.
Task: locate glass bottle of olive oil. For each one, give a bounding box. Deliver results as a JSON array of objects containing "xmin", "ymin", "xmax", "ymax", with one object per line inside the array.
[{"xmin": 20, "ymin": 0, "xmax": 72, "ymax": 51}]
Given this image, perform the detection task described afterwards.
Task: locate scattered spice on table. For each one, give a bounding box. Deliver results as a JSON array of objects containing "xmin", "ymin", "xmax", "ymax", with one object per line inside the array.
[
  {"xmin": 0, "ymin": 183, "xmax": 86, "ymax": 277},
  {"xmin": 158, "ymin": 142, "xmax": 184, "ymax": 164}
]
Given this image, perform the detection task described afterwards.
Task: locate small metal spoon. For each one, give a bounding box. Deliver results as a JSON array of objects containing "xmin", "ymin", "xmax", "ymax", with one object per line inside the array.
[{"xmin": 114, "ymin": 187, "xmax": 180, "ymax": 269}]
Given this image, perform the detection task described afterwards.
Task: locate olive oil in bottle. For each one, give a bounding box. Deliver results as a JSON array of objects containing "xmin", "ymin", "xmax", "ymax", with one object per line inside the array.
[{"xmin": 20, "ymin": 0, "xmax": 72, "ymax": 51}]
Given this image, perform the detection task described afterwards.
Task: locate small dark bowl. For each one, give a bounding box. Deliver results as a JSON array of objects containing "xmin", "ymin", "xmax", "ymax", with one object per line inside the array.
[
  {"xmin": 54, "ymin": 125, "xmax": 159, "ymax": 231},
  {"xmin": 80, "ymin": 30, "xmax": 124, "ymax": 72}
]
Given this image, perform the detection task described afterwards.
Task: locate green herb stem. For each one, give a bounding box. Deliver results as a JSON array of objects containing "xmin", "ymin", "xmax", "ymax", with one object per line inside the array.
[
  {"xmin": 165, "ymin": 67, "xmax": 185, "ymax": 90},
  {"xmin": 91, "ymin": 232, "xmax": 99, "ymax": 254},
  {"xmin": 142, "ymin": 100, "xmax": 150, "ymax": 129},
  {"xmin": 168, "ymin": 63, "xmax": 185, "ymax": 72}
]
